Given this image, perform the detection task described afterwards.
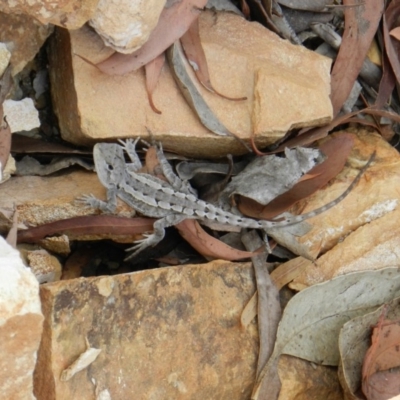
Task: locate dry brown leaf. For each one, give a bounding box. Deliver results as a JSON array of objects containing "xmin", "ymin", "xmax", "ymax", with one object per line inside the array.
[
  {"xmin": 375, "ymin": 51, "xmax": 396, "ymax": 108},
  {"xmin": 176, "ymin": 219, "xmax": 262, "ymax": 260},
  {"xmin": 17, "ymin": 216, "xmax": 156, "ymax": 243},
  {"xmin": 362, "ymin": 305, "xmax": 400, "ymax": 400},
  {"xmin": 330, "ymin": 0, "xmax": 384, "ymax": 116},
  {"xmin": 390, "ymin": 26, "xmax": 400, "ymax": 41},
  {"xmin": 383, "ymin": 1, "xmax": 400, "ymax": 84},
  {"xmin": 144, "ymin": 53, "xmax": 165, "ymax": 114},
  {"xmin": 180, "ymin": 19, "xmax": 247, "ymax": 101},
  {"xmin": 270, "ymin": 107, "xmax": 400, "ymax": 152},
  {"xmin": 242, "ymin": 230, "xmax": 281, "ymax": 379},
  {"xmin": 96, "ymin": 0, "xmax": 207, "ymax": 75},
  {"xmin": 242, "ymin": 133, "xmax": 354, "ymax": 219}
]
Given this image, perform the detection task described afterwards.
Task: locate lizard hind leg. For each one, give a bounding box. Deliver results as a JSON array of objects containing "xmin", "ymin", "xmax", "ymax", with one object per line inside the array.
[{"xmin": 124, "ymin": 214, "xmax": 190, "ymax": 260}]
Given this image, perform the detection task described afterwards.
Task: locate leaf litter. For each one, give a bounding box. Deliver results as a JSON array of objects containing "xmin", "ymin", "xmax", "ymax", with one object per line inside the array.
[{"xmin": 7, "ymin": 1, "xmax": 400, "ymax": 399}]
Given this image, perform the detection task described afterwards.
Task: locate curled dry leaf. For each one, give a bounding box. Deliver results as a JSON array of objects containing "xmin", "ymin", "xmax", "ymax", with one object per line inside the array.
[
  {"xmin": 390, "ymin": 26, "xmax": 400, "ymax": 41},
  {"xmin": 96, "ymin": 0, "xmax": 207, "ymax": 75},
  {"xmin": 338, "ymin": 297, "xmax": 400, "ymax": 399},
  {"xmin": 167, "ymin": 40, "xmax": 251, "ymax": 151},
  {"xmin": 252, "ymin": 268, "xmax": 400, "ymax": 400},
  {"xmin": 362, "ymin": 304, "xmax": 400, "ymax": 400},
  {"xmin": 271, "ymin": 107, "xmax": 400, "ymax": 152},
  {"xmin": 330, "ymin": 0, "xmax": 384, "ymax": 116},
  {"xmin": 144, "ymin": 53, "xmax": 165, "ymax": 114},
  {"xmin": 180, "ymin": 19, "xmax": 247, "ymax": 101},
  {"xmin": 242, "ymin": 230, "xmax": 281, "ymax": 379},
  {"xmin": 240, "ymin": 133, "xmax": 354, "ymax": 219},
  {"xmin": 221, "ymin": 147, "xmax": 323, "ymax": 207},
  {"xmin": 17, "ymin": 216, "xmax": 156, "ymax": 244},
  {"xmin": 176, "ymin": 219, "xmax": 262, "ymax": 260}
]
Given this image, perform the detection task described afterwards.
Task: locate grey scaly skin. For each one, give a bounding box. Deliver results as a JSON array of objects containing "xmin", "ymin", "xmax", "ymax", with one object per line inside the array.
[{"xmin": 79, "ymin": 139, "xmax": 375, "ymax": 260}]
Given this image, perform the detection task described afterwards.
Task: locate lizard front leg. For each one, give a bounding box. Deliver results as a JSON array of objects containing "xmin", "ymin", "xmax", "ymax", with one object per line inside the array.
[
  {"xmin": 118, "ymin": 138, "xmax": 142, "ymax": 172},
  {"xmin": 125, "ymin": 214, "xmax": 191, "ymax": 260},
  {"xmin": 77, "ymin": 187, "xmax": 118, "ymax": 213}
]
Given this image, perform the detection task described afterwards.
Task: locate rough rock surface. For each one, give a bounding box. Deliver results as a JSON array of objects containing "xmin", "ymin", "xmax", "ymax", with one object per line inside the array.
[
  {"xmin": 0, "ymin": 42, "xmax": 11, "ymax": 75},
  {"xmin": 49, "ymin": 10, "xmax": 332, "ymax": 157},
  {"xmin": 89, "ymin": 0, "xmax": 166, "ymax": 53},
  {"xmin": 0, "ymin": 0, "xmax": 100, "ymax": 29},
  {"xmin": 33, "ymin": 260, "xmax": 258, "ymax": 400},
  {"xmin": 3, "ymin": 99, "xmax": 40, "ymax": 133},
  {"xmin": 288, "ymin": 129, "xmax": 400, "ymax": 289},
  {"xmin": 0, "ymin": 12, "xmax": 53, "ymax": 74},
  {"xmin": 0, "ymin": 236, "xmax": 43, "ymax": 400},
  {"xmin": 0, "ymin": 171, "xmax": 105, "ymax": 230}
]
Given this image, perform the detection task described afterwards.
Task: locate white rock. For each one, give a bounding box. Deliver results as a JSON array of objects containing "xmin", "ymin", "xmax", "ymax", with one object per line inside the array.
[
  {"xmin": 89, "ymin": 0, "xmax": 167, "ymax": 54},
  {"xmin": 0, "ymin": 236, "xmax": 43, "ymax": 399},
  {"xmin": 3, "ymin": 98, "xmax": 40, "ymax": 133}
]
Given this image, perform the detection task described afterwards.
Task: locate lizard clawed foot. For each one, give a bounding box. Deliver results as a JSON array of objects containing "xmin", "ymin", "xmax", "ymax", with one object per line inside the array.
[
  {"xmin": 75, "ymin": 194, "xmax": 98, "ymax": 208},
  {"xmin": 118, "ymin": 138, "xmax": 140, "ymax": 153},
  {"xmin": 124, "ymin": 233, "xmax": 160, "ymax": 260}
]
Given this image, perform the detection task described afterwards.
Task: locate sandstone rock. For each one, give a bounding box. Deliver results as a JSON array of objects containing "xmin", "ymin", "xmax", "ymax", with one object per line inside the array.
[
  {"xmin": 278, "ymin": 355, "xmax": 343, "ymax": 400},
  {"xmin": 89, "ymin": 0, "xmax": 166, "ymax": 54},
  {"xmin": 0, "ymin": 236, "xmax": 43, "ymax": 400},
  {"xmin": 3, "ymin": 98, "xmax": 40, "ymax": 133},
  {"xmin": 0, "ymin": 12, "xmax": 52, "ymax": 74},
  {"xmin": 0, "ymin": 42, "xmax": 11, "ymax": 76},
  {"xmin": 0, "ymin": 0, "xmax": 100, "ymax": 30},
  {"xmin": 0, "ymin": 171, "xmax": 105, "ymax": 230},
  {"xmin": 286, "ymin": 129, "xmax": 400, "ymax": 289},
  {"xmin": 24, "ymin": 247, "xmax": 63, "ymax": 283},
  {"xmin": 49, "ymin": 11, "xmax": 332, "ymax": 157},
  {"xmin": 33, "ymin": 260, "xmax": 258, "ymax": 399}
]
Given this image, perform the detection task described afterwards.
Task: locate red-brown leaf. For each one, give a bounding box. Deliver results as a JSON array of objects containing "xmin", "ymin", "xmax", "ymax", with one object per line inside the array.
[
  {"xmin": 238, "ymin": 133, "xmax": 354, "ymax": 219},
  {"xmin": 330, "ymin": 0, "xmax": 384, "ymax": 116},
  {"xmin": 144, "ymin": 53, "xmax": 165, "ymax": 114},
  {"xmin": 176, "ymin": 219, "xmax": 262, "ymax": 260},
  {"xmin": 96, "ymin": 0, "xmax": 207, "ymax": 75},
  {"xmin": 180, "ymin": 19, "xmax": 247, "ymax": 101},
  {"xmin": 362, "ymin": 305, "xmax": 400, "ymax": 400},
  {"xmin": 17, "ymin": 215, "xmax": 156, "ymax": 243}
]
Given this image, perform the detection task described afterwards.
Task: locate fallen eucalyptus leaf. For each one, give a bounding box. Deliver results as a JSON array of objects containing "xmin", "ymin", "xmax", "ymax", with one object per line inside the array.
[
  {"xmin": 144, "ymin": 53, "xmax": 165, "ymax": 114},
  {"xmin": 252, "ymin": 267, "xmax": 400, "ymax": 399},
  {"xmin": 220, "ymin": 147, "xmax": 324, "ymax": 206},
  {"xmin": 167, "ymin": 40, "xmax": 250, "ymax": 150},
  {"xmin": 181, "ymin": 19, "xmax": 247, "ymax": 101},
  {"xmin": 95, "ymin": 0, "xmax": 207, "ymax": 75},
  {"xmin": 242, "ymin": 230, "xmax": 281, "ymax": 378},
  {"xmin": 16, "ymin": 155, "xmax": 94, "ymax": 176},
  {"xmin": 338, "ymin": 298, "xmax": 400, "ymax": 399}
]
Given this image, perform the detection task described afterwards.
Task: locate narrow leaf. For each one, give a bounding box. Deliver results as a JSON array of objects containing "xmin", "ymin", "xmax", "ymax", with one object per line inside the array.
[
  {"xmin": 17, "ymin": 215, "xmax": 156, "ymax": 243},
  {"xmin": 167, "ymin": 40, "xmax": 251, "ymax": 150},
  {"xmin": 144, "ymin": 53, "xmax": 165, "ymax": 114},
  {"xmin": 180, "ymin": 19, "xmax": 247, "ymax": 101},
  {"xmin": 330, "ymin": 0, "xmax": 384, "ymax": 116},
  {"xmin": 176, "ymin": 219, "xmax": 261, "ymax": 260},
  {"xmin": 253, "ymin": 268, "xmax": 400, "ymax": 399},
  {"xmin": 96, "ymin": 0, "xmax": 207, "ymax": 75}
]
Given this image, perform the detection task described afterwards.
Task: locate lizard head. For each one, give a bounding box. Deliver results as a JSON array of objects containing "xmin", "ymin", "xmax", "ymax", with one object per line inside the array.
[{"xmin": 93, "ymin": 143, "xmax": 126, "ymax": 188}]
